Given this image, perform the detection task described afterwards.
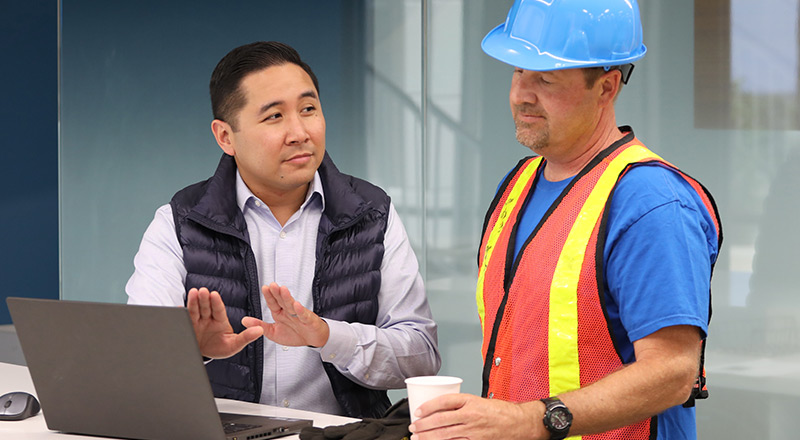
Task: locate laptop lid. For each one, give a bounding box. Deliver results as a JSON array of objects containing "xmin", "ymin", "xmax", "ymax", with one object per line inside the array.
[{"xmin": 7, "ymin": 297, "xmax": 311, "ymax": 440}]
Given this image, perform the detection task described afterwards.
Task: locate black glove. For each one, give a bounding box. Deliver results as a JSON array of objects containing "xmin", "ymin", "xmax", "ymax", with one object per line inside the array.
[{"xmin": 299, "ymin": 398, "xmax": 411, "ymax": 440}]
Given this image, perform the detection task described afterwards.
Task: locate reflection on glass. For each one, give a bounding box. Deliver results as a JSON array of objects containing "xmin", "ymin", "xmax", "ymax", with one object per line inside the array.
[{"xmin": 696, "ymin": 0, "xmax": 800, "ymax": 130}]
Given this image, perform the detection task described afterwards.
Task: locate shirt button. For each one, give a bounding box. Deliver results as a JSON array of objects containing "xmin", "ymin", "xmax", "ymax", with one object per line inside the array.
[
  {"xmin": 279, "ymin": 231, "xmax": 287, "ymax": 239},
  {"xmin": 488, "ymin": 392, "xmax": 494, "ymax": 399},
  {"xmin": 255, "ymin": 200, "xmax": 262, "ymax": 207},
  {"xmin": 328, "ymin": 353, "xmax": 336, "ymax": 360},
  {"xmin": 282, "ymin": 399, "xmax": 290, "ymax": 407},
  {"xmin": 282, "ymin": 346, "xmax": 289, "ymax": 351},
  {"xmin": 495, "ymin": 357, "xmax": 501, "ymax": 366}
]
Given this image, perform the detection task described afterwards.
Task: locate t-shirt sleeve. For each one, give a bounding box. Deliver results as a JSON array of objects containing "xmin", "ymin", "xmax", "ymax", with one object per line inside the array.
[{"xmin": 604, "ymin": 165, "xmax": 719, "ymax": 346}]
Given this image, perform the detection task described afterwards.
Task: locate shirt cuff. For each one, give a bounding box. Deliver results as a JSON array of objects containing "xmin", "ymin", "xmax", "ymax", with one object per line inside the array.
[{"xmin": 317, "ymin": 318, "xmax": 358, "ymax": 366}]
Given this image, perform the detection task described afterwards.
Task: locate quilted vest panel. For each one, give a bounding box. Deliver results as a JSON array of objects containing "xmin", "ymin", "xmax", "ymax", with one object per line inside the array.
[{"xmin": 171, "ymin": 153, "xmax": 392, "ymax": 418}]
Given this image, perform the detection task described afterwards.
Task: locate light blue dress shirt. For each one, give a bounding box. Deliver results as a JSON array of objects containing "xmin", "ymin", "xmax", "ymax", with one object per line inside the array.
[{"xmin": 126, "ymin": 170, "xmax": 440, "ymax": 415}]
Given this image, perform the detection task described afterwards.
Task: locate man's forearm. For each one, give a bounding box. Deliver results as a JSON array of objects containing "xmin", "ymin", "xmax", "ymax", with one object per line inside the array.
[{"xmin": 522, "ymin": 326, "xmax": 701, "ymax": 438}]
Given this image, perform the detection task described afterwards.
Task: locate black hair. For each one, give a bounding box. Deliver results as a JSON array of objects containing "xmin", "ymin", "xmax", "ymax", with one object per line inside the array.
[{"xmin": 209, "ymin": 41, "xmax": 320, "ymax": 130}]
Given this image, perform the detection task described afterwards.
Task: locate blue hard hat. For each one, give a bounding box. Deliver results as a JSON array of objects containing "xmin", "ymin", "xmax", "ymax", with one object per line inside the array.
[{"xmin": 482, "ymin": 0, "xmax": 647, "ymax": 71}]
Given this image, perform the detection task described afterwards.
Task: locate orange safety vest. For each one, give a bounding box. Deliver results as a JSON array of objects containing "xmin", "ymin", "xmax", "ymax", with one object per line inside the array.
[{"xmin": 476, "ymin": 139, "xmax": 721, "ymax": 440}]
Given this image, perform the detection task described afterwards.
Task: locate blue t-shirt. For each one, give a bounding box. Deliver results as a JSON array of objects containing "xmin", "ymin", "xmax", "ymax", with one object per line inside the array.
[{"xmin": 509, "ymin": 163, "xmax": 718, "ymax": 440}]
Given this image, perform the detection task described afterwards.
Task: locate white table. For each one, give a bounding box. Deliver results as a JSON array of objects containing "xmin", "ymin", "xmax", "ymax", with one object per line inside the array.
[{"xmin": 0, "ymin": 362, "xmax": 355, "ymax": 439}]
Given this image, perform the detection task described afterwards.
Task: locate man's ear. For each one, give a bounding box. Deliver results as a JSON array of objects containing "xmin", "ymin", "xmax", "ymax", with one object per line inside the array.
[
  {"xmin": 211, "ymin": 119, "xmax": 235, "ymax": 156},
  {"xmin": 598, "ymin": 69, "xmax": 622, "ymax": 106}
]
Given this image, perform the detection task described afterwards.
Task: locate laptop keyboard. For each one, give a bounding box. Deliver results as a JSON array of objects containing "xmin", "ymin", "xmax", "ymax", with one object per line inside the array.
[{"xmin": 222, "ymin": 422, "xmax": 260, "ymax": 434}]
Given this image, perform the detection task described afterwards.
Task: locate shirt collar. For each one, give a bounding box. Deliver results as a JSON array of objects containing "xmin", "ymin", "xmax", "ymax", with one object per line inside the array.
[{"xmin": 235, "ymin": 170, "xmax": 325, "ymax": 213}]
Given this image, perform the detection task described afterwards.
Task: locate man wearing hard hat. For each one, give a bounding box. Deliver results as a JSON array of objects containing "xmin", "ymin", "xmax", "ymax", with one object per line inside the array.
[{"xmin": 409, "ymin": 1, "xmax": 722, "ymax": 439}]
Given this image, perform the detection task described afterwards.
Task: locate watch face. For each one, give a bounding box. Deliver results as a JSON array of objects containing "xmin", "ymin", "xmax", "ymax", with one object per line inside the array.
[{"xmin": 549, "ymin": 408, "xmax": 572, "ymax": 430}]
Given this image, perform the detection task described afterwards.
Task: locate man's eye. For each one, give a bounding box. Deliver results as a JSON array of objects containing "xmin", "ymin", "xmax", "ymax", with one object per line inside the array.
[
  {"xmin": 302, "ymin": 105, "xmax": 316, "ymax": 113},
  {"xmin": 264, "ymin": 113, "xmax": 281, "ymax": 121}
]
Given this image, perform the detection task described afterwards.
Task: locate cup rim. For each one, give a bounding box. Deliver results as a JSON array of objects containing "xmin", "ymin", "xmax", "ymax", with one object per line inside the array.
[{"xmin": 404, "ymin": 375, "xmax": 463, "ymax": 386}]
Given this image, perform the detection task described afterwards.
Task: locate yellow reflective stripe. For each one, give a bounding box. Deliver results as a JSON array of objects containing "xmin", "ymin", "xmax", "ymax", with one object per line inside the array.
[
  {"xmin": 476, "ymin": 157, "xmax": 542, "ymax": 332},
  {"xmin": 549, "ymin": 146, "xmax": 659, "ymax": 399}
]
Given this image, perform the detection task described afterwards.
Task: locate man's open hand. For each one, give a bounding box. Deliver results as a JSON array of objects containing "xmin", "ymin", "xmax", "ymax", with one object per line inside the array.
[
  {"xmin": 186, "ymin": 287, "xmax": 264, "ymax": 359},
  {"xmin": 241, "ymin": 283, "xmax": 330, "ymax": 348}
]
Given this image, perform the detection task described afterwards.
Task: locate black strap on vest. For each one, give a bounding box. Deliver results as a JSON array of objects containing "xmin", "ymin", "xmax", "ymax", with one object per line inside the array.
[{"xmin": 683, "ymin": 339, "xmax": 709, "ymax": 408}]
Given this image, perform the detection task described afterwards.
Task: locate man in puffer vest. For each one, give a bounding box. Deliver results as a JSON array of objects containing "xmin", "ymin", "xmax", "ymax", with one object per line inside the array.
[
  {"xmin": 126, "ymin": 41, "xmax": 440, "ymax": 419},
  {"xmin": 409, "ymin": 1, "xmax": 720, "ymax": 439}
]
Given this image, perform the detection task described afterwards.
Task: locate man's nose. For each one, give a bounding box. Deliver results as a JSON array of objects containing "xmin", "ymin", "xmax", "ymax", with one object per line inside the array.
[
  {"xmin": 285, "ymin": 115, "xmax": 310, "ymax": 145},
  {"xmin": 510, "ymin": 76, "xmax": 536, "ymax": 106}
]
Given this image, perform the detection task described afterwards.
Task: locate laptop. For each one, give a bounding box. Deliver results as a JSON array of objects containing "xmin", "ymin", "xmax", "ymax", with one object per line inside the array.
[{"xmin": 7, "ymin": 297, "xmax": 313, "ymax": 440}]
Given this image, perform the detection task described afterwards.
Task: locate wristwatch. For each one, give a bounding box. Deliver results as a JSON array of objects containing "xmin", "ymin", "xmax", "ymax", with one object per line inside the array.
[{"xmin": 540, "ymin": 396, "xmax": 573, "ymax": 440}]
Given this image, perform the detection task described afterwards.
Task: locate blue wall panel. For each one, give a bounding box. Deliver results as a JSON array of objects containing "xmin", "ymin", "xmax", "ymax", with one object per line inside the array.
[
  {"xmin": 0, "ymin": 1, "xmax": 59, "ymax": 324},
  {"xmin": 60, "ymin": 1, "xmax": 366, "ymax": 302}
]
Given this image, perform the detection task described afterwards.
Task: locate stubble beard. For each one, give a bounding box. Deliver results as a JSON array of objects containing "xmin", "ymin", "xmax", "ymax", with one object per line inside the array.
[{"xmin": 514, "ymin": 119, "xmax": 550, "ymax": 154}]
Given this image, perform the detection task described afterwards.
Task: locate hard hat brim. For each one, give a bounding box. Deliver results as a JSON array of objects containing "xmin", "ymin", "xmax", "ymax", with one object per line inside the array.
[{"xmin": 481, "ymin": 23, "xmax": 647, "ymax": 72}]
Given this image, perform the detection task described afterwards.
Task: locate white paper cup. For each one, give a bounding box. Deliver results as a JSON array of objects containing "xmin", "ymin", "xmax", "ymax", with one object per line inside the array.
[{"xmin": 405, "ymin": 375, "xmax": 463, "ymax": 422}]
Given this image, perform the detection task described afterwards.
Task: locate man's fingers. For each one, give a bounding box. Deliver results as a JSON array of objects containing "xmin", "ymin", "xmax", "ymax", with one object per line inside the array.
[
  {"xmin": 242, "ymin": 317, "xmax": 279, "ymax": 342},
  {"xmin": 238, "ymin": 325, "xmax": 264, "ymax": 344},
  {"xmin": 187, "ymin": 288, "xmax": 200, "ymax": 322},
  {"xmin": 196, "ymin": 288, "xmax": 213, "ymax": 320},
  {"xmin": 416, "ymin": 394, "xmax": 468, "ymax": 421},
  {"xmin": 275, "ymin": 286, "xmax": 309, "ymax": 319},
  {"xmin": 271, "ymin": 284, "xmax": 294, "ymax": 312},
  {"xmin": 409, "ymin": 396, "xmax": 467, "ymax": 439},
  {"xmin": 208, "ymin": 290, "xmax": 227, "ymax": 321},
  {"xmin": 277, "ymin": 286, "xmax": 298, "ymax": 311},
  {"xmin": 261, "ymin": 284, "xmax": 282, "ymax": 313},
  {"xmin": 187, "ymin": 287, "xmax": 226, "ymax": 326},
  {"xmin": 262, "ymin": 283, "xmax": 305, "ymax": 318},
  {"xmin": 241, "ymin": 316, "xmax": 265, "ymax": 329}
]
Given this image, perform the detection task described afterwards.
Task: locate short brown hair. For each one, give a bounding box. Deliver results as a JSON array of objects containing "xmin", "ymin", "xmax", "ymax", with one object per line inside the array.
[
  {"xmin": 582, "ymin": 67, "xmax": 608, "ymax": 88},
  {"xmin": 582, "ymin": 64, "xmax": 634, "ymax": 89}
]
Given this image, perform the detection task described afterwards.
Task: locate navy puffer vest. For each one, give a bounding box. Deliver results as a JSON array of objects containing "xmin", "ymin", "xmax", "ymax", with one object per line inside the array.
[{"xmin": 170, "ymin": 153, "xmax": 392, "ymax": 418}]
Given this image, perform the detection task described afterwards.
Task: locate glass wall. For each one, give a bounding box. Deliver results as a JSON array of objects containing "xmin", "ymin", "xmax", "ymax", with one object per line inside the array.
[{"xmin": 61, "ymin": 0, "xmax": 800, "ymax": 437}]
